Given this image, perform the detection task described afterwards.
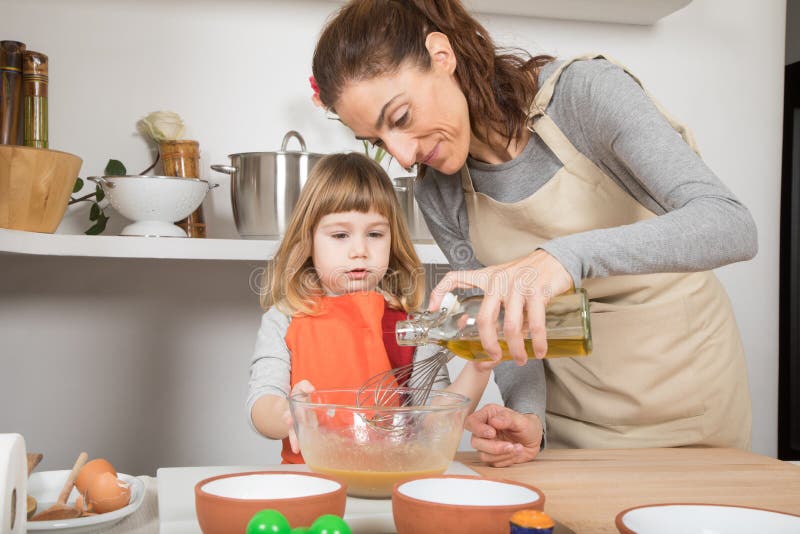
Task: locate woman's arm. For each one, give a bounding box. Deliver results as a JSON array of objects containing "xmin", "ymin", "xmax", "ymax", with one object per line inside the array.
[{"xmin": 540, "ymin": 59, "xmax": 758, "ymax": 285}]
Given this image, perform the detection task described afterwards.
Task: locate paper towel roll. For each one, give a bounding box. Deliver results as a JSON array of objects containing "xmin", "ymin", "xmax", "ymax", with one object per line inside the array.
[{"xmin": 0, "ymin": 434, "xmax": 26, "ymax": 534}]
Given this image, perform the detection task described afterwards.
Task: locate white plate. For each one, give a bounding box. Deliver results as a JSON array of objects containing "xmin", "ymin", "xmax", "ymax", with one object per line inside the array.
[
  {"xmin": 27, "ymin": 470, "xmax": 145, "ymax": 533},
  {"xmin": 616, "ymin": 503, "xmax": 800, "ymax": 534}
]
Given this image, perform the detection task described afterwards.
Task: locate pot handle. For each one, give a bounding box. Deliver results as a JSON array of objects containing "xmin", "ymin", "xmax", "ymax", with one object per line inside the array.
[
  {"xmin": 88, "ymin": 176, "xmax": 114, "ymax": 189},
  {"xmin": 281, "ymin": 130, "xmax": 308, "ymax": 152},
  {"xmin": 211, "ymin": 164, "xmax": 237, "ymax": 174}
]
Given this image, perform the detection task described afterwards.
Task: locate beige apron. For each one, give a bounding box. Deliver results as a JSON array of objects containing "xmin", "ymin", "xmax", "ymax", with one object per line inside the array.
[{"xmin": 462, "ymin": 53, "xmax": 751, "ymax": 449}]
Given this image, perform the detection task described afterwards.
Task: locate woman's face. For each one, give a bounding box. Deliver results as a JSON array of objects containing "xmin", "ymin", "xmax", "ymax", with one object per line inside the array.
[{"xmin": 334, "ymin": 57, "xmax": 471, "ymax": 175}]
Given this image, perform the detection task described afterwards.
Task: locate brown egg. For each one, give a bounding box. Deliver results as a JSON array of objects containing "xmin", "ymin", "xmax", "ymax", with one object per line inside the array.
[
  {"xmin": 76, "ymin": 459, "xmax": 117, "ymax": 495},
  {"xmin": 75, "ymin": 494, "xmax": 85, "ymax": 513},
  {"xmin": 85, "ymin": 472, "xmax": 131, "ymax": 513}
]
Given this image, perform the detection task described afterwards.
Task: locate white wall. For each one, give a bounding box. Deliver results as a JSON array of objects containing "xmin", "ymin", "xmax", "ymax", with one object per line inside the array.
[
  {"xmin": 788, "ymin": 0, "xmax": 800, "ymax": 64},
  {"xmin": 0, "ymin": 0, "xmax": 785, "ymax": 475}
]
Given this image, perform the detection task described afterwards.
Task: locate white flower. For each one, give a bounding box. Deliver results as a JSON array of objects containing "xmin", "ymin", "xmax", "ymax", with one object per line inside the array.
[{"xmin": 137, "ymin": 111, "xmax": 185, "ymax": 143}]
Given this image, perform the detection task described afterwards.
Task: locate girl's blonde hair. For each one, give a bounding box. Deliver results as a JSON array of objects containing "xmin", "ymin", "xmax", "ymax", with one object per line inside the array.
[{"xmin": 262, "ymin": 152, "xmax": 424, "ymax": 316}]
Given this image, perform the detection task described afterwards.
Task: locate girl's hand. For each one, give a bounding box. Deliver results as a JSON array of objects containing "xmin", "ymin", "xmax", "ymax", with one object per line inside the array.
[
  {"xmin": 429, "ymin": 249, "xmax": 573, "ymax": 365},
  {"xmin": 284, "ymin": 380, "xmax": 316, "ymax": 454}
]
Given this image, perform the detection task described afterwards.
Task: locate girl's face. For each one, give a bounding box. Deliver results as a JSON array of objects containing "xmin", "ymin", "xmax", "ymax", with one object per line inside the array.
[
  {"xmin": 312, "ymin": 209, "xmax": 392, "ymax": 295},
  {"xmin": 333, "ymin": 47, "xmax": 471, "ymax": 176}
]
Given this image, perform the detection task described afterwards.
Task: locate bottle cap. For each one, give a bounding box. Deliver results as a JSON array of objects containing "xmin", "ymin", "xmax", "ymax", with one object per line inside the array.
[
  {"xmin": 440, "ymin": 292, "xmax": 460, "ymax": 315},
  {"xmin": 509, "ymin": 509, "xmax": 555, "ymax": 533},
  {"xmin": 22, "ymin": 51, "xmax": 48, "ymax": 79},
  {"xmin": 0, "ymin": 41, "xmax": 25, "ymax": 71},
  {"xmin": 395, "ymin": 320, "xmax": 427, "ymax": 345}
]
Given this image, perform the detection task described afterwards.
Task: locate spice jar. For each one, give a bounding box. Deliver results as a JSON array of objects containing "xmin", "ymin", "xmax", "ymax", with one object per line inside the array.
[
  {"xmin": 23, "ymin": 51, "xmax": 48, "ymax": 148},
  {"xmin": 158, "ymin": 140, "xmax": 207, "ymax": 238}
]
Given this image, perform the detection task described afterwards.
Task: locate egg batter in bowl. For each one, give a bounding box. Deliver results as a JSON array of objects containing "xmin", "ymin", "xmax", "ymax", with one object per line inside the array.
[{"xmin": 290, "ymin": 388, "xmax": 469, "ymax": 498}]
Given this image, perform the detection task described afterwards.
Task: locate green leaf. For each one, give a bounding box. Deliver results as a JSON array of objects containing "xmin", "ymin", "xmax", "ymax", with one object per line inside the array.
[
  {"xmin": 89, "ymin": 202, "xmax": 100, "ymax": 221},
  {"xmin": 374, "ymin": 147, "xmax": 387, "ymax": 166},
  {"xmin": 85, "ymin": 222, "xmax": 103, "ymax": 235},
  {"xmin": 73, "ymin": 178, "xmax": 84, "ymax": 193},
  {"xmin": 95, "ymin": 185, "xmax": 105, "ymax": 202},
  {"xmin": 85, "ymin": 212, "xmax": 108, "ymax": 235},
  {"xmin": 105, "ymin": 159, "xmax": 126, "ymax": 176}
]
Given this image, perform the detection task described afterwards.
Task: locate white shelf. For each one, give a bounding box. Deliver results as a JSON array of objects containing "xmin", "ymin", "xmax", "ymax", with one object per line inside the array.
[
  {"xmin": 463, "ymin": 0, "xmax": 692, "ymax": 25},
  {"xmin": 318, "ymin": 0, "xmax": 693, "ymax": 25},
  {"xmin": 0, "ymin": 228, "xmax": 448, "ymax": 263}
]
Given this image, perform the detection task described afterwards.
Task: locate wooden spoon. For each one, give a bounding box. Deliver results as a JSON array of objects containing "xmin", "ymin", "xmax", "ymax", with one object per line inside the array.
[
  {"xmin": 26, "ymin": 452, "xmax": 44, "ymax": 518},
  {"xmin": 27, "ymin": 453, "xmax": 43, "ymax": 475},
  {"xmin": 26, "ymin": 495, "xmax": 37, "ymax": 519},
  {"xmin": 29, "ymin": 452, "xmax": 87, "ymax": 522}
]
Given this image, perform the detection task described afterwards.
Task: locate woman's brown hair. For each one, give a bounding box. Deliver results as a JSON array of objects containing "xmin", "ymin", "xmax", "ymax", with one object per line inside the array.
[
  {"xmin": 312, "ymin": 0, "xmax": 553, "ymax": 146},
  {"xmin": 262, "ymin": 152, "xmax": 424, "ymax": 315}
]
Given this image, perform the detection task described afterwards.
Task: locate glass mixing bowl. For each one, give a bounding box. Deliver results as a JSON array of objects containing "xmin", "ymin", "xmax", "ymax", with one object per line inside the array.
[{"xmin": 289, "ymin": 388, "xmax": 470, "ymax": 498}]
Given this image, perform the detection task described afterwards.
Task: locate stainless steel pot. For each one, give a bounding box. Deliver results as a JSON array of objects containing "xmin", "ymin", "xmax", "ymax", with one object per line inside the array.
[
  {"xmin": 211, "ymin": 130, "xmax": 324, "ymax": 238},
  {"xmin": 392, "ymin": 176, "xmax": 433, "ymax": 243}
]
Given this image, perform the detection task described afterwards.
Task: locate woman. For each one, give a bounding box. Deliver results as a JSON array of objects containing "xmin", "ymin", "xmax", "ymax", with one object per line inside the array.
[{"xmin": 311, "ymin": 0, "xmax": 757, "ymax": 467}]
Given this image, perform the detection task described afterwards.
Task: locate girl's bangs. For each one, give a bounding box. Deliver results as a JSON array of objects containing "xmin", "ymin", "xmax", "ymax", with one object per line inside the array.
[{"xmin": 317, "ymin": 173, "xmax": 394, "ymax": 219}]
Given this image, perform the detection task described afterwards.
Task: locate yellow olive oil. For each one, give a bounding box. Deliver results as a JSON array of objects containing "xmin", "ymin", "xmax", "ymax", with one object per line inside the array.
[
  {"xmin": 397, "ymin": 288, "xmax": 592, "ymax": 359},
  {"xmin": 442, "ymin": 337, "xmax": 590, "ymax": 360}
]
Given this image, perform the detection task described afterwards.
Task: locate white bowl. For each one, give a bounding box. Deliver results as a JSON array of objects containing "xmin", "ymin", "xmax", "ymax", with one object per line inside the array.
[
  {"xmin": 27, "ymin": 470, "xmax": 145, "ymax": 533},
  {"xmin": 91, "ymin": 175, "xmax": 216, "ymax": 237},
  {"xmin": 616, "ymin": 503, "xmax": 800, "ymax": 533}
]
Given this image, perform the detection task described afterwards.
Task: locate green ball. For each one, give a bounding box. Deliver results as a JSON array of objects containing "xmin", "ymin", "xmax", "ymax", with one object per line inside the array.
[
  {"xmin": 309, "ymin": 514, "xmax": 352, "ymax": 534},
  {"xmin": 246, "ymin": 509, "xmax": 291, "ymax": 534},
  {"xmin": 289, "ymin": 528, "xmax": 310, "ymax": 534}
]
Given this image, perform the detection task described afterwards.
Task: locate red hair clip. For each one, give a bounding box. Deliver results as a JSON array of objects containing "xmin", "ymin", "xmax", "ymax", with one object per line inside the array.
[{"xmin": 309, "ymin": 76, "xmax": 324, "ymax": 109}]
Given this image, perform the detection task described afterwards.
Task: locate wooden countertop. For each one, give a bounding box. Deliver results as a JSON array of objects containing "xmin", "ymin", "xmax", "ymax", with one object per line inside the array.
[{"xmin": 456, "ymin": 448, "xmax": 800, "ymax": 533}]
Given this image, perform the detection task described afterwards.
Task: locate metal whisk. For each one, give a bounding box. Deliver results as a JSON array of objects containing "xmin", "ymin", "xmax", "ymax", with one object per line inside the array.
[{"xmin": 356, "ymin": 348, "xmax": 455, "ymax": 432}]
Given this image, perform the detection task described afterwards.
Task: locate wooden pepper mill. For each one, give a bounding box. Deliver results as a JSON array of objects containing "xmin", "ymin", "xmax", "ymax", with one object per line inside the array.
[
  {"xmin": 0, "ymin": 40, "xmax": 25, "ymax": 145},
  {"xmin": 23, "ymin": 51, "xmax": 48, "ymax": 148},
  {"xmin": 159, "ymin": 140, "xmax": 207, "ymax": 238}
]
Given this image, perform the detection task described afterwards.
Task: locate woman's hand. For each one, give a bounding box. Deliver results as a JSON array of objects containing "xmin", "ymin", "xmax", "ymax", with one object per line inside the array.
[
  {"xmin": 464, "ymin": 404, "xmax": 543, "ymax": 467},
  {"xmin": 284, "ymin": 380, "xmax": 315, "ymax": 454},
  {"xmin": 429, "ymin": 249, "xmax": 573, "ymax": 364}
]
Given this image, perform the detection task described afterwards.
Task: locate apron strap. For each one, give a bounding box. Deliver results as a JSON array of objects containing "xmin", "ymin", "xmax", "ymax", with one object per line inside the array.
[
  {"xmin": 460, "ymin": 164, "xmax": 476, "ymax": 193},
  {"xmin": 528, "ymin": 53, "xmax": 700, "ymax": 156},
  {"xmin": 462, "ymin": 53, "xmax": 701, "ymax": 191},
  {"xmin": 530, "ymin": 113, "xmax": 581, "ymax": 165}
]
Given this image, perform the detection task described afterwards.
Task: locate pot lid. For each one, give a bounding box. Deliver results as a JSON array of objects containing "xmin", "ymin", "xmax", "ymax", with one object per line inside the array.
[{"xmin": 227, "ymin": 130, "xmax": 325, "ymax": 158}]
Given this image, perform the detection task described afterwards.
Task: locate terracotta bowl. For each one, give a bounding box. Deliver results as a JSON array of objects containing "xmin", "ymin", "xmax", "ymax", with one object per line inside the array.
[
  {"xmin": 0, "ymin": 145, "xmax": 82, "ymax": 233},
  {"xmin": 392, "ymin": 475, "xmax": 545, "ymax": 534},
  {"xmin": 194, "ymin": 471, "xmax": 346, "ymax": 534}
]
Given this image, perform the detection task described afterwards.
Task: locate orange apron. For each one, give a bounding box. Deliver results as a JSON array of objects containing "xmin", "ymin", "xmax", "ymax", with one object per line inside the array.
[{"xmin": 281, "ymin": 291, "xmax": 411, "ymax": 463}]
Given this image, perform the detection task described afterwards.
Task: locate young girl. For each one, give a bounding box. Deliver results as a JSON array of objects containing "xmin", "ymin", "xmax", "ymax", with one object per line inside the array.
[{"xmin": 247, "ymin": 152, "xmax": 490, "ymax": 463}]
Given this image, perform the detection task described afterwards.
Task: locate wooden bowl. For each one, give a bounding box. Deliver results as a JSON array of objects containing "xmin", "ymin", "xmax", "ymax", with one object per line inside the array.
[
  {"xmin": 194, "ymin": 471, "xmax": 346, "ymax": 534},
  {"xmin": 392, "ymin": 475, "xmax": 545, "ymax": 534},
  {"xmin": 0, "ymin": 145, "xmax": 82, "ymax": 233}
]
